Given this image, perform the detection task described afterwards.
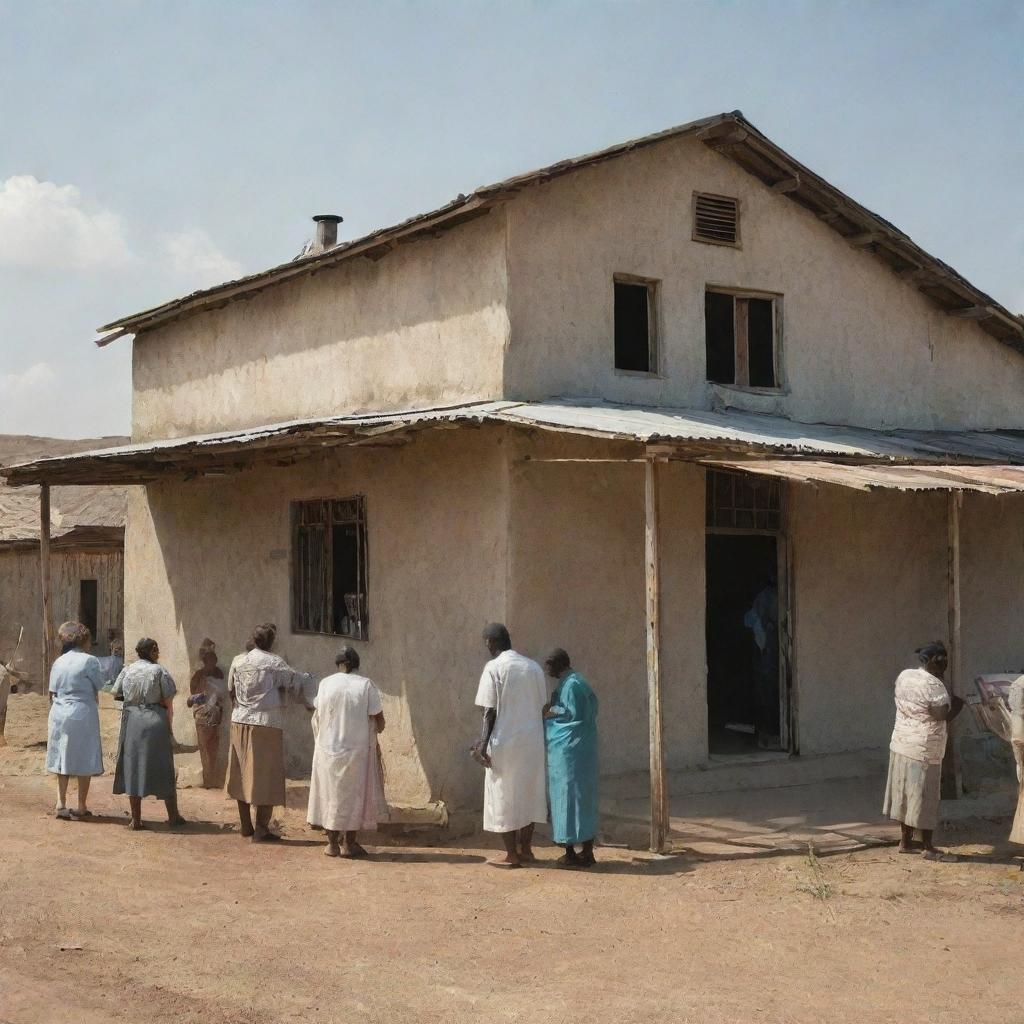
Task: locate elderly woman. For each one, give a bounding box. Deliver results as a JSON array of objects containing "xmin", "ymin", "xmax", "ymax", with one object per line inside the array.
[
  {"xmin": 1009, "ymin": 675, "xmax": 1024, "ymax": 847},
  {"xmin": 883, "ymin": 641, "xmax": 964, "ymax": 860},
  {"xmin": 187, "ymin": 638, "xmax": 228, "ymax": 788},
  {"xmin": 226, "ymin": 622, "xmax": 312, "ymax": 842},
  {"xmin": 306, "ymin": 646, "xmax": 387, "ymax": 858},
  {"xmin": 46, "ymin": 621, "xmax": 105, "ymax": 819},
  {"xmin": 111, "ymin": 637, "xmax": 185, "ymax": 829}
]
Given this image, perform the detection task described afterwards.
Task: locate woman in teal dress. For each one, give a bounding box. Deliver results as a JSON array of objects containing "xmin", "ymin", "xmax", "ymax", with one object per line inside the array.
[{"xmin": 543, "ymin": 649, "xmax": 599, "ymax": 868}]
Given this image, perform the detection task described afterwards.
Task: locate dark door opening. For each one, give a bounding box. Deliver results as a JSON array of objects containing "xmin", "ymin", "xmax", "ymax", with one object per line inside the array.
[
  {"xmin": 79, "ymin": 579, "xmax": 98, "ymax": 646},
  {"xmin": 705, "ymin": 534, "xmax": 782, "ymax": 756}
]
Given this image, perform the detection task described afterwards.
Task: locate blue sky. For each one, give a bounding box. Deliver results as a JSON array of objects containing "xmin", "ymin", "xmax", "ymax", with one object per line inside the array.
[{"xmin": 1, "ymin": 0, "xmax": 1021, "ymax": 437}]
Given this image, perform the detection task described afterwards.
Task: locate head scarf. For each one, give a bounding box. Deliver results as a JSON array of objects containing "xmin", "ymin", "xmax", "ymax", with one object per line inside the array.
[{"xmin": 915, "ymin": 641, "xmax": 947, "ymax": 664}]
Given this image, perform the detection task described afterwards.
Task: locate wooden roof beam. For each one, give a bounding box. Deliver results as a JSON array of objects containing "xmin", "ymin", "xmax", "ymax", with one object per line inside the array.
[{"xmin": 948, "ymin": 305, "xmax": 996, "ymax": 320}]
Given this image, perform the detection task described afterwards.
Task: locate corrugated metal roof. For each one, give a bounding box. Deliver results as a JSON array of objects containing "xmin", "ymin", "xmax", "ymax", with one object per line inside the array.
[
  {"xmin": 5, "ymin": 399, "xmax": 1024, "ymax": 488},
  {"xmin": 95, "ymin": 111, "xmax": 1023, "ymax": 350},
  {"xmin": 703, "ymin": 459, "xmax": 1024, "ymax": 495}
]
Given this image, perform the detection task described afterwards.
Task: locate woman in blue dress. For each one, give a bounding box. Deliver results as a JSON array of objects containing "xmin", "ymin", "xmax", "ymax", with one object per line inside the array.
[
  {"xmin": 46, "ymin": 621, "xmax": 105, "ymax": 819},
  {"xmin": 543, "ymin": 648, "xmax": 599, "ymax": 868}
]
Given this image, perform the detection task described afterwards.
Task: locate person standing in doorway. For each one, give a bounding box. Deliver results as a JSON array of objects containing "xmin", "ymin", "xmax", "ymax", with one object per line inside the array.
[
  {"xmin": 543, "ymin": 648, "xmax": 599, "ymax": 868},
  {"xmin": 187, "ymin": 638, "xmax": 228, "ymax": 788},
  {"xmin": 226, "ymin": 623, "xmax": 313, "ymax": 842},
  {"xmin": 744, "ymin": 573, "xmax": 780, "ymax": 748},
  {"xmin": 306, "ymin": 646, "xmax": 387, "ymax": 858},
  {"xmin": 46, "ymin": 621, "xmax": 105, "ymax": 819},
  {"xmin": 471, "ymin": 623, "xmax": 548, "ymax": 868},
  {"xmin": 883, "ymin": 641, "xmax": 964, "ymax": 860}
]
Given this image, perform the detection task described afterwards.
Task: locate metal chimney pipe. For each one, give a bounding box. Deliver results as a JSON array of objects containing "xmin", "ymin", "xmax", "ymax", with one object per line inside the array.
[{"xmin": 312, "ymin": 214, "xmax": 343, "ymax": 252}]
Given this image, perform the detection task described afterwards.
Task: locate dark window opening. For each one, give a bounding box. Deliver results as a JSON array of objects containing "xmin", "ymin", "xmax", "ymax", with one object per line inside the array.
[
  {"xmin": 704, "ymin": 290, "xmax": 736, "ymax": 384},
  {"xmin": 292, "ymin": 497, "xmax": 368, "ymax": 638},
  {"xmin": 704, "ymin": 290, "xmax": 779, "ymax": 388},
  {"xmin": 614, "ymin": 279, "xmax": 656, "ymax": 373},
  {"xmin": 79, "ymin": 579, "xmax": 98, "ymax": 643}
]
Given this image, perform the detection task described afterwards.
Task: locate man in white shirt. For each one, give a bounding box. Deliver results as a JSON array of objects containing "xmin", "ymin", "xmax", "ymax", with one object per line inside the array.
[
  {"xmin": 883, "ymin": 641, "xmax": 964, "ymax": 860},
  {"xmin": 472, "ymin": 623, "xmax": 548, "ymax": 868}
]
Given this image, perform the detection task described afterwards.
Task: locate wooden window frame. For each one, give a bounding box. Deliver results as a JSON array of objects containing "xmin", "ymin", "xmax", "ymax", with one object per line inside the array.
[
  {"xmin": 705, "ymin": 468, "xmax": 783, "ymax": 534},
  {"xmin": 692, "ymin": 192, "xmax": 741, "ymax": 249},
  {"xmin": 290, "ymin": 495, "xmax": 369, "ymax": 640},
  {"xmin": 705, "ymin": 286, "xmax": 783, "ymax": 391},
  {"xmin": 613, "ymin": 273, "xmax": 660, "ymax": 376}
]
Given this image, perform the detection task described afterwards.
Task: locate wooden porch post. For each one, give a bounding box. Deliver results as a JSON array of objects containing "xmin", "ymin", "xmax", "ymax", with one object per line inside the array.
[
  {"xmin": 39, "ymin": 483, "xmax": 53, "ymax": 679},
  {"xmin": 645, "ymin": 455, "xmax": 669, "ymax": 853},
  {"xmin": 941, "ymin": 489, "xmax": 963, "ymax": 799}
]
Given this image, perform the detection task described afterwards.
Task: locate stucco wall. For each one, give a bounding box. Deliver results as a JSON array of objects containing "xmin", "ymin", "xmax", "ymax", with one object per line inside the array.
[
  {"xmin": 0, "ymin": 546, "xmax": 123, "ymax": 689},
  {"xmin": 503, "ymin": 135, "xmax": 1024, "ymax": 431},
  {"xmin": 507, "ymin": 435, "xmax": 707, "ymax": 776},
  {"xmin": 124, "ymin": 427, "xmax": 512, "ymax": 811},
  {"xmin": 131, "ymin": 213, "xmax": 510, "ymax": 441}
]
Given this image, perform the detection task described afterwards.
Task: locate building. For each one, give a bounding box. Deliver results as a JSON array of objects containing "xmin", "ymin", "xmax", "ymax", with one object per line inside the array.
[
  {"xmin": 6, "ymin": 111, "xmax": 1024, "ymax": 846},
  {"xmin": 0, "ymin": 435, "xmax": 127, "ymax": 688}
]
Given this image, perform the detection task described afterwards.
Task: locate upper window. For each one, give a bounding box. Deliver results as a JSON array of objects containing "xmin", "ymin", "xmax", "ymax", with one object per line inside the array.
[
  {"xmin": 706, "ymin": 469, "xmax": 781, "ymax": 532},
  {"xmin": 614, "ymin": 276, "xmax": 658, "ymax": 374},
  {"xmin": 705, "ymin": 289, "xmax": 780, "ymax": 389},
  {"xmin": 693, "ymin": 193, "xmax": 740, "ymax": 247},
  {"xmin": 291, "ymin": 497, "xmax": 368, "ymax": 639}
]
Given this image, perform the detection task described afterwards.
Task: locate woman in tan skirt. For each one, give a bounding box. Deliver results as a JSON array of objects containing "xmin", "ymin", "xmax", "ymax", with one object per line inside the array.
[
  {"xmin": 225, "ymin": 623, "xmax": 312, "ymax": 842},
  {"xmin": 1009, "ymin": 675, "xmax": 1024, "ymax": 847}
]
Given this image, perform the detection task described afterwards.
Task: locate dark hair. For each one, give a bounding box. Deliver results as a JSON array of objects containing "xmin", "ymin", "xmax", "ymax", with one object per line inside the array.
[
  {"xmin": 545, "ymin": 647, "xmax": 571, "ymax": 673},
  {"xmin": 915, "ymin": 641, "xmax": 947, "ymax": 664},
  {"xmin": 136, "ymin": 637, "xmax": 159, "ymax": 662},
  {"xmin": 250, "ymin": 623, "xmax": 277, "ymax": 651},
  {"xmin": 335, "ymin": 645, "xmax": 360, "ymax": 671},
  {"xmin": 482, "ymin": 622, "xmax": 512, "ymax": 651}
]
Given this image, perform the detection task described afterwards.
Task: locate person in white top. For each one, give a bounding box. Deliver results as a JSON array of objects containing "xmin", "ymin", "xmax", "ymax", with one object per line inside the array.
[
  {"xmin": 472, "ymin": 623, "xmax": 548, "ymax": 868},
  {"xmin": 882, "ymin": 642, "xmax": 964, "ymax": 860},
  {"xmin": 306, "ymin": 646, "xmax": 387, "ymax": 859},
  {"xmin": 1008, "ymin": 675, "xmax": 1024, "ymax": 846},
  {"xmin": 225, "ymin": 623, "xmax": 313, "ymax": 843}
]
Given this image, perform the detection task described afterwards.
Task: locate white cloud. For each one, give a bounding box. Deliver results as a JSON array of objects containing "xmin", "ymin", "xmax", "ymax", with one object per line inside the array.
[
  {"xmin": 0, "ymin": 175, "xmax": 131, "ymax": 271},
  {"xmin": 159, "ymin": 228, "xmax": 243, "ymax": 287},
  {"xmin": 0, "ymin": 362, "xmax": 58, "ymax": 434}
]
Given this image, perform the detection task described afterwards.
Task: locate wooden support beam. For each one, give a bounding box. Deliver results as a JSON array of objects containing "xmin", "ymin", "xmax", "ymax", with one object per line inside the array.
[
  {"xmin": 39, "ymin": 484, "xmax": 52, "ymax": 681},
  {"xmin": 941, "ymin": 489, "xmax": 963, "ymax": 799},
  {"xmin": 845, "ymin": 231, "xmax": 879, "ymax": 248},
  {"xmin": 947, "ymin": 305, "xmax": 993, "ymax": 320},
  {"xmin": 697, "ymin": 122, "xmax": 749, "ymax": 146},
  {"xmin": 644, "ymin": 456, "xmax": 669, "ymax": 853},
  {"xmin": 771, "ymin": 176, "xmax": 801, "ymax": 193}
]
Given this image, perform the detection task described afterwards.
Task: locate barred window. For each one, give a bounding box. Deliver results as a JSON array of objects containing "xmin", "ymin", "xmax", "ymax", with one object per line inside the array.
[
  {"xmin": 291, "ymin": 496, "xmax": 368, "ymax": 638},
  {"xmin": 706, "ymin": 469, "xmax": 781, "ymax": 531}
]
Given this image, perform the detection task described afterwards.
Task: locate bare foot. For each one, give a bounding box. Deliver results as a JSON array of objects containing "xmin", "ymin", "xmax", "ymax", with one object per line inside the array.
[
  {"xmin": 342, "ymin": 842, "xmax": 369, "ymax": 859},
  {"xmin": 252, "ymin": 831, "xmax": 283, "ymax": 843},
  {"xmin": 129, "ymin": 821, "xmax": 147, "ymax": 831},
  {"xmin": 556, "ymin": 852, "xmax": 580, "ymax": 868},
  {"xmin": 519, "ymin": 849, "xmax": 537, "ymax": 864},
  {"xmin": 325, "ymin": 843, "xmax": 341, "ymax": 858}
]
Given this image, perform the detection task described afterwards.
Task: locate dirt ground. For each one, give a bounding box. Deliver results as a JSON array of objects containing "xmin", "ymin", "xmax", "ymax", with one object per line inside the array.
[{"xmin": 2, "ymin": 691, "xmax": 1023, "ymax": 1024}]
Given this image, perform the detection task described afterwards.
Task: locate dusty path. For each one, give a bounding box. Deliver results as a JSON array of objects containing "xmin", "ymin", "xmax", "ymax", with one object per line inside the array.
[{"xmin": 2, "ymin": 698, "xmax": 1023, "ymax": 1023}]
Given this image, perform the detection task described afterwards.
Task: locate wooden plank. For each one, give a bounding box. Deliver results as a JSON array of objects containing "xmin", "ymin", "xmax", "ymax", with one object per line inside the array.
[
  {"xmin": 644, "ymin": 456, "xmax": 669, "ymax": 853},
  {"xmin": 941, "ymin": 489, "xmax": 963, "ymax": 799},
  {"xmin": 947, "ymin": 305, "xmax": 993, "ymax": 319},
  {"xmin": 734, "ymin": 298, "xmax": 750, "ymax": 387},
  {"xmin": 771, "ymin": 176, "xmax": 801, "ymax": 193},
  {"xmin": 39, "ymin": 484, "xmax": 52, "ymax": 680}
]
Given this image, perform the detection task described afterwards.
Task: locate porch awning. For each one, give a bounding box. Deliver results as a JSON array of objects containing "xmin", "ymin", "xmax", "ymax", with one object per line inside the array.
[
  {"xmin": 702, "ymin": 459, "xmax": 1024, "ymax": 494},
  {"xmin": 6, "ymin": 398, "xmax": 1024, "ymax": 487}
]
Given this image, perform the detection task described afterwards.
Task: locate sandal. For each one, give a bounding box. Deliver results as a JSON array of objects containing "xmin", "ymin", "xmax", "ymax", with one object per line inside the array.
[
  {"xmin": 921, "ymin": 850, "xmax": 958, "ymax": 862},
  {"xmin": 55, "ymin": 807, "xmax": 71, "ymax": 820},
  {"xmin": 69, "ymin": 809, "xmax": 93, "ymax": 819}
]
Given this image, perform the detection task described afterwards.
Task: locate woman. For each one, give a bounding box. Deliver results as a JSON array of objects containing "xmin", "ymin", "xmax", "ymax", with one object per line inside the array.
[
  {"xmin": 544, "ymin": 648, "xmax": 599, "ymax": 869},
  {"xmin": 1009, "ymin": 674, "xmax": 1024, "ymax": 847},
  {"xmin": 111, "ymin": 638, "xmax": 185, "ymax": 829},
  {"xmin": 306, "ymin": 646, "xmax": 387, "ymax": 858},
  {"xmin": 46, "ymin": 621, "xmax": 105, "ymax": 819},
  {"xmin": 187, "ymin": 638, "xmax": 228, "ymax": 788},
  {"xmin": 883, "ymin": 641, "xmax": 964, "ymax": 860}
]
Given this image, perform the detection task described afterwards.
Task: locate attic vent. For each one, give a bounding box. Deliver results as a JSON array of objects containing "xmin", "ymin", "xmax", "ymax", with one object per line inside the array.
[{"xmin": 693, "ymin": 192, "xmax": 740, "ymax": 247}]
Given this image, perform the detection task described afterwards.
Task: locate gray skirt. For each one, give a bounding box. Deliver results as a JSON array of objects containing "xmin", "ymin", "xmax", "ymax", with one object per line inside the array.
[
  {"xmin": 883, "ymin": 750, "xmax": 941, "ymax": 830},
  {"xmin": 113, "ymin": 704, "xmax": 176, "ymax": 800}
]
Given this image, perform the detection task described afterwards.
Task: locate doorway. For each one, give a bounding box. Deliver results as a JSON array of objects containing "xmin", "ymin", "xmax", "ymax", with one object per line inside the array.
[
  {"xmin": 705, "ymin": 533, "xmax": 784, "ymax": 757},
  {"xmin": 79, "ymin": 579, "xmax": 98, "ymax": 646}
]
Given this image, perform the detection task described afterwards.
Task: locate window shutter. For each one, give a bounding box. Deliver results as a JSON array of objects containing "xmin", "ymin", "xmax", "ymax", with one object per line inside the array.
[{"xmin": 693, "ymin": 193, "xmax": 739, "ymax": 245}]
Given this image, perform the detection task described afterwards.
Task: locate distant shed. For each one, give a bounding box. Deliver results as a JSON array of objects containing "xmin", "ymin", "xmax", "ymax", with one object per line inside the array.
[{"xmin": 0, "ymin": 435, "xmax": 127, "ymax": 688}]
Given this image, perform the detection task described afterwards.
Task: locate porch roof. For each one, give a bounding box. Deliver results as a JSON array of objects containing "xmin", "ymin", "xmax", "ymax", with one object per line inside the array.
[{"xmin": 5, "ymin": 398, "xmax": 1024, "ymax": 487}]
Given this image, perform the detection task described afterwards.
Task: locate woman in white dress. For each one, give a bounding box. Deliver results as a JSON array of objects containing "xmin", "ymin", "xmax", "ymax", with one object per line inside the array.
[
  {"xmin": 46, "ymin": 621, "xmax": 105, "ymax": 819},
  {"xmin": 306, "ymin": 646, "xmax": 387, "ymax": 858}
]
